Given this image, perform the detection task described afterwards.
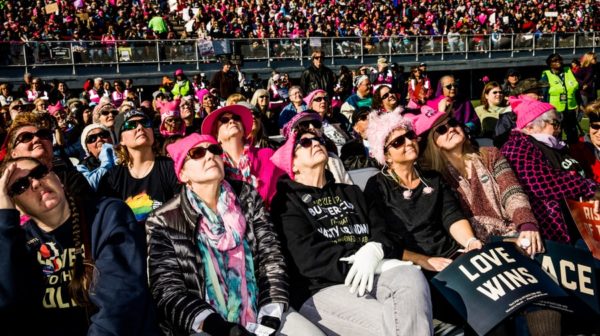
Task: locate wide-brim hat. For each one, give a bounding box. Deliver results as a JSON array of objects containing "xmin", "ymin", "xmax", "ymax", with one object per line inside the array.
[{"xmin": 201, "ymin": 104, "xmax": 253, "ymax": 138}]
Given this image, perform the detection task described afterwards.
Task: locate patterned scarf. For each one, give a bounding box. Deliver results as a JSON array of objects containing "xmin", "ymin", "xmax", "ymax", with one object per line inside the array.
[
  {"xmin": 186, "ymin": 182, "xmax": 258, "ymax": 326},
  {"xmin": 222, "ymin": 145, "xmax": 258, "ymax": 189}
]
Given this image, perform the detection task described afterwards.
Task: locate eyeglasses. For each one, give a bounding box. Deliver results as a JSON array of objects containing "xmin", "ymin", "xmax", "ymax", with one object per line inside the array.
[
  {"xmin": 11, "ymin": 105, "xmax": 24, "ymax": 111},
  {"xmin": 385, "ymin": 130, "xmax": 418, "ymax": 150},
  {"xmin": 434, "ymin": 118, "xmax": 461, "ymax": 135},
  {"xmin": 489, "ymin": 90, "xmax": 502, "ymax": 95},
  {"xmin": 295, "ymin": 136, "xmax": 326, "ymax": 149},
  {"xmin": 187, "ymin": 144, "xmax": 223, "ymax": 160},
  {"xmin": 219, "ymin": 114, "xmax": 242, "ymax": 124},
  {"xmin": 381, "ymin": 92, "xmax": 396, "ymax": 100},
  {"xmin": 165, "ymin": 118, "xmax": 182, "ymax": 125},
  {"xmin": 313, "ymin": 56, "xmax": 322, "ymax": 60},
  {"xmin": 14, "ymin": 129, "xmax": 53, "ymax": 146},
  {"xmin": 8, "ymin": 164, "xmax": 50, "ymax": 197},
  {"xmin": 444, "ymin": 84, "xmax": 458, "ymax": 90},
  {"xmin": 101, "ymin": 109, "xmax": 118, "ymax": 117},
  {"xmin": 258, "ymin": 95, "xmax": 268, "ymax": 99},
  {"xmin": 590, "ymin": 123, "xmax": 600, "ymax": 131},
  {"xmin": 297, "ymin": 119, "xmax": 322, "ymax": 129},
  {"xmin": 312, "ymin": 96, "xmax": 328, "ymax": 103},
  {"xmin": 121, "ymin": 118, "xmax": 153, "ymax": 131},
  {"xmin": 544, "ymin": 119, "xmax": 561, "ymax": 129},
  {"xmin": 85, "ymin": 130, "xmax": 111, "ymax": 144}
]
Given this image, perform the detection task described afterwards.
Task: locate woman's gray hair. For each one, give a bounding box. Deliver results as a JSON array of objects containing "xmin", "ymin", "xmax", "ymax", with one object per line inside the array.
[{"xmin": 522, "ymin": 110, "xmax": 557, "ymax": 132}]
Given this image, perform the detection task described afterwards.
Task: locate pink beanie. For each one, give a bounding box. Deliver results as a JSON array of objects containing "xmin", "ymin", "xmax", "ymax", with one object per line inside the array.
[
  {"xmin": 407, "ymin": 105, "xmax": 447, "ymax": 136},
  {"xmin": 365, "ymin": 111, "xmax": 413, "ymax": 165},
  {"xmin": 47, "ymin": 102, "xmax": 64, "ymax": 116},
  {"xmin": 166, "ymin": 133, "xmax": 218, "ymax": 182},
  {"xmin": 303, "ymin": 89, "xmax": 327, "ymax": 106},
  {"xmin": 281, "ymin": 111, "xmax": 322, "ymax": 139},
  {"xmin": 509, "ymin": 97, "xmax": 555, "ymax": 129},
  {"xmin": 196, "ymin": 88, "xmax": 210, "ymax": 103},
  {"xmin": 157, "ymin": 99, "xmax": 185, "ymax": 137},
  {"xmin": 271, "ymin": 130, "xmax": 297, "ymax": 179}
]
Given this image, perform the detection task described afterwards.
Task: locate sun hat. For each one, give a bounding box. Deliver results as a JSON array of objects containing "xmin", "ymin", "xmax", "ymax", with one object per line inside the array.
[
  {"xmin": 365, "ymin": 110, "xmax": 413, "ymax": 165},
  {"xmin": 200, "ymin": 104, "xmax": 253, "ymax": 138},
  {"xmin": 166, "ymin": 133, "xmax": 219, "ymax": 182},
  {"xmin": 509, "ymin": 96, "xmax": 555, "ymax": 130}
]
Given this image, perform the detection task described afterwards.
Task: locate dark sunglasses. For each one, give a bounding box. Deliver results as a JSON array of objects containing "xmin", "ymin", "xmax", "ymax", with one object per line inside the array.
[
  {"xmin": 381, "ymin": 92, "xmax": 396, "ymax": 100},
  {"xmin": 356, "ymin": 113, "xmax": 369, "ymax": 122},
  {"xmin": 545, "ymin": 119, "xmax": 561, "ymax": 129},
  {"xmin": 434, "ymin": 118, "xmax": 461, "ymax": 135},
  {"xmin": 219, "ymin": 114, "xmax": 242, "ymax": 124},
  {"xmin": 11, "ymin": 105, "xmax": 25, "ymax": 111},
  {"xmin": 14, "ymin": 129, "xmax": 53, "ymax": 146},
  {"xmin": 258, "ymin": 95, "xmax": 269, "ymax": 99},
  {"xmin": 444, "ymin": 84, "xmax": 458, "ymax": 90},
  {"xmin": 297, "ymin": 119, "xmax": 322, "ymax": 129},
  {"xmin": 313, "ymin": 56, "xmax": 322, "ymax": 60},
  {"xmin": 312, "ymin": 96, "xmax": 328, "ymax": 103},
  {"xmin": 590, "ymin": 123, "xmax": 600, "ymax": 130},
  {"xmin": 296, "ymin": 136, "xmax": 326, "ymax": 149},
  {"xmin": 121, "ymin": 118, "xmax": 153, "ymax": 131},
  {"xmin": 385, "ymin": 130, "xmax": 417, "ymax": 150},
  {"xmin": 8, "ymin": 164, "xmax": 50, "ymax": 197},
  {"xmin": 101, "ymin": 109, "xmax": 118, "ymax": 117},
  {"xmin": 85, "ymin": 130, "xmax": 111, "ymax": 144},
  {"xmin": 187, "ymin": 144, "xmax": 223, "ymax": 159}
]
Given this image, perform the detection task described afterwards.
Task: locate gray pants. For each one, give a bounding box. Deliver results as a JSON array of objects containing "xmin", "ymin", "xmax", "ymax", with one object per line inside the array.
[{"xmin": 299, "ymin": 265, "xmax": 433, "ymax": 336}]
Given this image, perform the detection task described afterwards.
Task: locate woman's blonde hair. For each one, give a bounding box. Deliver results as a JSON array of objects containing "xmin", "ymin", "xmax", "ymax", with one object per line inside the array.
[
  {"xmin": 420, "ymin": 114, "xmax": 478, "ymax": 178},
  {"xmin": 580, "ymin": 52, "xmax": 597, "ymax": 68},
  {"xmin": 226, "ymin": 93, "xmax": 247, "ymax": 106},
  {"xmin": 251, "ymin": 89, "xmax": 270, "ymax": 107}
]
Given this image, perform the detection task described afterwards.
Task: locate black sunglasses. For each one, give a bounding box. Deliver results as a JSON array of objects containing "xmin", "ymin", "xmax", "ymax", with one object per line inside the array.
[
  {"xmin": 187, "ymin": 144, "xmax": 223, "ymax": 159},
  {"xmin": 14, "ymin": 129, "xmax": 53, "ymax": 146},
  {"xmin": 121, "ymin": 118, "xmax": 153, "ymax": 131},
  {"xmin": 85, "ymin": 130, "xmax": 111, "ymax": 144},
  {"xmin": 313, "ymin": 56, "xmax": 322, "ymax": 60},
  {"xmin": 8, "ymin": 164, "xmax": 50, "ymax": 197},
  {"xmin": 434, "ymin": 118, "xmax": 461, "ymax": 135},
  {"xmin": 590, "ymin": 123, "xmax": 600, "ymax": 130},
  {"xmin": 219, "ymin": 114, "xmax": 242, "ymax": 124},
  {"xmin": 381, "ymin": 92, "xmax": 396, "ymax": 100},
  {"xmin": 385, "ymin": 130, "xmax": 418, "ymax": 150},
  {"xmin": 101, "ymin": 109, "xmax": 118, "ymax": 117},
  {"xmin": 444, "ymin": 84, "xmax": 458, "ymax": 90},
  {"xmin": 296, "ymin": 136, "xmax": 326, "ymax": 149},
  {"xmin": 545, "ymin": 119, "xmax": 561, "ymax": 129},
  {"xmin": 298, "ymin": 119, "xmax": 322, "ymax": 129},
  {"xmin": 312, "ymin": 96, "xmax": 328, "ymax": 103}
]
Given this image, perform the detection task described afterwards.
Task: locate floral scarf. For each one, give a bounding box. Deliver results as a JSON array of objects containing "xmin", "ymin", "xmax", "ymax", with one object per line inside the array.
[
  {"xmin": 222, "ymin": 145, "xmax": 258, "ymax": 189},
  {"xmin": 186, "ymin": 182, "xmax": 258, "ymax": 326}
]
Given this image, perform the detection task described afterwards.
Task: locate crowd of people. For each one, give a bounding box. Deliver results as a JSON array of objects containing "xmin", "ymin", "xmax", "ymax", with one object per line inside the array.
[{"xmin": 0, "ymin": 48, "xmax": 599, "ymax": 336}]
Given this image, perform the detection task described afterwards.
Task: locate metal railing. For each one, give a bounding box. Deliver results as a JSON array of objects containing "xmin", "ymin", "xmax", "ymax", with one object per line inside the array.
[{"xmin": 0, "ymin": 32, "xmax": 596, "ymax": 74}]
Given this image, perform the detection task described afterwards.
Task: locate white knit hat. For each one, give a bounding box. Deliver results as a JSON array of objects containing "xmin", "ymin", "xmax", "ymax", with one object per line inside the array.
[{"xmin": 80, "ymin": 123, "xmax": 113, "ymax": 156}]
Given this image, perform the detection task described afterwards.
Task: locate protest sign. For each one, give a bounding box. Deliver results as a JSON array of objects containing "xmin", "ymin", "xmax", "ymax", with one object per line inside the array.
[
  {"xmin": 45, "ymin": 2, "xmax": 58, "ymax": 14},
  {"xmin": 431, "ymin": 242, "xmax": 567, "ymax": 335},
  {"xmin": 535, "ymin": 240, "xmax": 599, "ymax": 314},
  {"xmin": 566, "ymin": 199, "xmax": 600, "ymax": 259}
]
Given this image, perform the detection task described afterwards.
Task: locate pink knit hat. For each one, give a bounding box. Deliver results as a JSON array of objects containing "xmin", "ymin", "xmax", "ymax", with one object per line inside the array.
[
  {"xmin": 166, "ymin": 133, "xmax": 218, "ymax": 182},
  {"xmin": 509, "ymin": 96, "xmax": 555, "ymax": 129},
  {"xmin": 157, "ymin": 99, "xmax": 186, "ymax": 137},
  {"xmin": 47, "ymin": 101, "xmax": 64, "ymax": 116},
  {"xmin": 271, "ymin": 130, "xmax": 297, "ymax": 179},
  {"xmin": 365, "ymin": 111, "xmax": 413, "ymax": 165},
  {"xmin": 303, "ymin": 89, "xmax": 327, "ymax": 106},
  {"xmin": 281, "ymin": 111, "xmax": 322, "ymax": 139},
  {"xmin": 196, "ymin": 88, "xmax": 210, "ymax": 103},
  {"xmin": 407, "ymin": 105, "xmax": 446, "ymax": 136}
]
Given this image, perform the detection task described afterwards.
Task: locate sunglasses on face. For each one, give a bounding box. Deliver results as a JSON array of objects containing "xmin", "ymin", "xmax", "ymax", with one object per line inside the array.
[
  {"xmin": 385, "ymin": 130, "xmax": 418, "ymax": 150},
  {"xmin": 11, "ymin": 105, "xmax": 24, "ymax": 111},
  {"xmin": 165, "ymin": 118, "xmax": 182, "ymax": 124},
  {"xmin": 297, "ymin": 119, "xmax": 322, "ymax": 129},
  {"xmin": 312, "ymin": 96, "xmax": 328, "ymax": 103},
  {"xmin": 444, "ymin": 84, "xmax": 458, "ymax": 90},
  {"xmin": 8, "ymin": 164, "xmax": 50, "ymax": 197},
  {"xmin": 545, "ymin": 119, "xmax": 561, "ymax": 129},
  {"xmin": 121, "ymin": 118, "xmax": 153, "ymax": 131},
  {"xmin": 259, "ymin": 95, "xmax": 268, "ymax": 99},
  {"xmin": 101, "ymin": 109, "xmax": 118, "ymax": 117},
  {"xmin": 356, "ymin": 114, "xmax": 369, "ymax": 122},
  {"xmin": 219, "ymin": 114, "xmax": 242, "ymax": 124},
  {"xmin": 295, "ymin": 136, "xmax": 326, "ymax": 149},
  {"xmin": 434, "ymin": 118, "xmax": 461, "ymax": 135},
  {"xmin": 590, "ymin": 123, "xmax": 600, "ymax": 130},
  {"xmin": 489, "ymin": 90, "xmax": 503, "ymax": 95},
  {"xmin": 85, "ymin": 130, "xmax": 111, "ymax": 144},
  {"xmin": 14, "ymin": 128, "xmax": 53, "ymax": 146},
  {"xmin": 187, "ymin": 144, "xmax": 223, "ymax": 160},
  {"xmin": 381, "ymin": 92, "xmax": 396, "ymax": 100},
  {"xmin": 313, "ymin": 56, "xmax": 322, "ymax": 60}
]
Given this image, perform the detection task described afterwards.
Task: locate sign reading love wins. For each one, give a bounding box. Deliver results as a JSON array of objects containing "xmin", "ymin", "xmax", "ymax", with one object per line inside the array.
[{"xmin": 566, "ymin": 199, "xmax": 600, "ymax": 260}]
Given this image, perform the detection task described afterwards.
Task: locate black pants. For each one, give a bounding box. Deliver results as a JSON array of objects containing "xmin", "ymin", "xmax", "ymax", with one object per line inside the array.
[{"xmin": 561, "ymin": 108, "xmax": 580, "ymax": 144}]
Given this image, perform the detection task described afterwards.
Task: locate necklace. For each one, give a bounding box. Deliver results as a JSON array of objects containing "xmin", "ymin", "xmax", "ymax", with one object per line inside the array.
[
  {"xmin": 388, "ymin": 166, "xmax": 434, "ymax": 200},
  {"xmin": 130, "ymin": 161, "xmax": 155, "ymax": 179}
]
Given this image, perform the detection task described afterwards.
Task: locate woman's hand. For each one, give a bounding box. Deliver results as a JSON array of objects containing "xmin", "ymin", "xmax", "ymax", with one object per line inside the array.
[
  {"xmin": 438, "ymin": 97, "xmax": 450, "ymax": 112},
  {"xmin": 465, "ymin": 238, "xmax": 483, "ymax": 252},
  {"xmin": 517, "ymin": 230, "xmax": 544, "ymax": 256},
  {"xmin": 0, "ymin": 163, "xmax": 16, "ymax": 209},
  {"xmin": 423, "ymin": 257, "xmax": 453, "ymax": 272}
]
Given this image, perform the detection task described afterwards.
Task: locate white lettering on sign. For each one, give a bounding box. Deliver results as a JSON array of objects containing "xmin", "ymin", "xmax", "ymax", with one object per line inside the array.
[
  {"xmin": 540, "ymin": 256, "xmax": 594, "ymax": 296},
  {"xmin": 458, "ymin": 247, "xmax": 517, "ymax": 281},
  {"xmin": 476, "ymin": 268, "xmax": 538, "ymax": 301}
]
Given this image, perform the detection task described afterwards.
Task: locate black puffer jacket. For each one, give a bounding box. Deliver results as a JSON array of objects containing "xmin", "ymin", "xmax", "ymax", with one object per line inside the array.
[{"xmin": 146, "ymin": 180, "xmax": 288, "ymax": 336}]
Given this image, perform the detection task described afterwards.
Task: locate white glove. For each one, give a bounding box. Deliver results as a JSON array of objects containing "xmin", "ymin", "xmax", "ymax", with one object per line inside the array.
[
  {"xmin": 339, "ymin": 242, "xmax": 384, "ymax": 296},
  {"xmin": 375, "ymin": 259, "xmax": 418, "ymax": 274}
]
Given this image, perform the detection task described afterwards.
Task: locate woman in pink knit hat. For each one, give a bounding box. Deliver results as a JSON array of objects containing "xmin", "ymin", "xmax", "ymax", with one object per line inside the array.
[
  {"xmin": 270, "ymin": 128, "xmax": 432, "ymax": 335},
  {"xmin": 500, "ymin": 96, "xmax": 600, "ymax": 244}
]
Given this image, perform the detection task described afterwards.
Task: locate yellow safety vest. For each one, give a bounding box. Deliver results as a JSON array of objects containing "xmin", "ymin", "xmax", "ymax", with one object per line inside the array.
[{"xmin": 543, "ymin": 68, "xmax": 579, "ymax": 112}]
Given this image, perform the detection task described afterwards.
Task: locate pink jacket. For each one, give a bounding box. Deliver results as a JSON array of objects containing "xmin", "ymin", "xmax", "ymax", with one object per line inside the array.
[{"xmin": 248, "ymin": 146, "xmax": 284, "ymax": 209}]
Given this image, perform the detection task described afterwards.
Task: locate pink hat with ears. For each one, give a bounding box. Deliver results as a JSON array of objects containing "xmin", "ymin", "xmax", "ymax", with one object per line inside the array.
[
  {"xmin": 509, "ymin": 96, "xmax": 555, "ymax": 129},
  {"xmin": 270, "ymin": 130, "xmax": 297, "ymax": 179},
  {"xmin": 196, "ymin": 88, "xmax": 210, "ymax": 102},
  {"xmin": 166, "ymin": 133, "xmax": 218, "ymax": 182},
  {"xmin": 47, "ymin": 101, "xmax": 64, "ymax": 116},
  {"xmin": 303, "ymin": 89, "xmax": 327, "ymax": 106},
  {"xmin": 407, "ymin": 105, "xmax": 447, "ymax": 136},
  {"xmin": 157, "ymin": 99, "xmax": 186, "ymax": 137}
]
